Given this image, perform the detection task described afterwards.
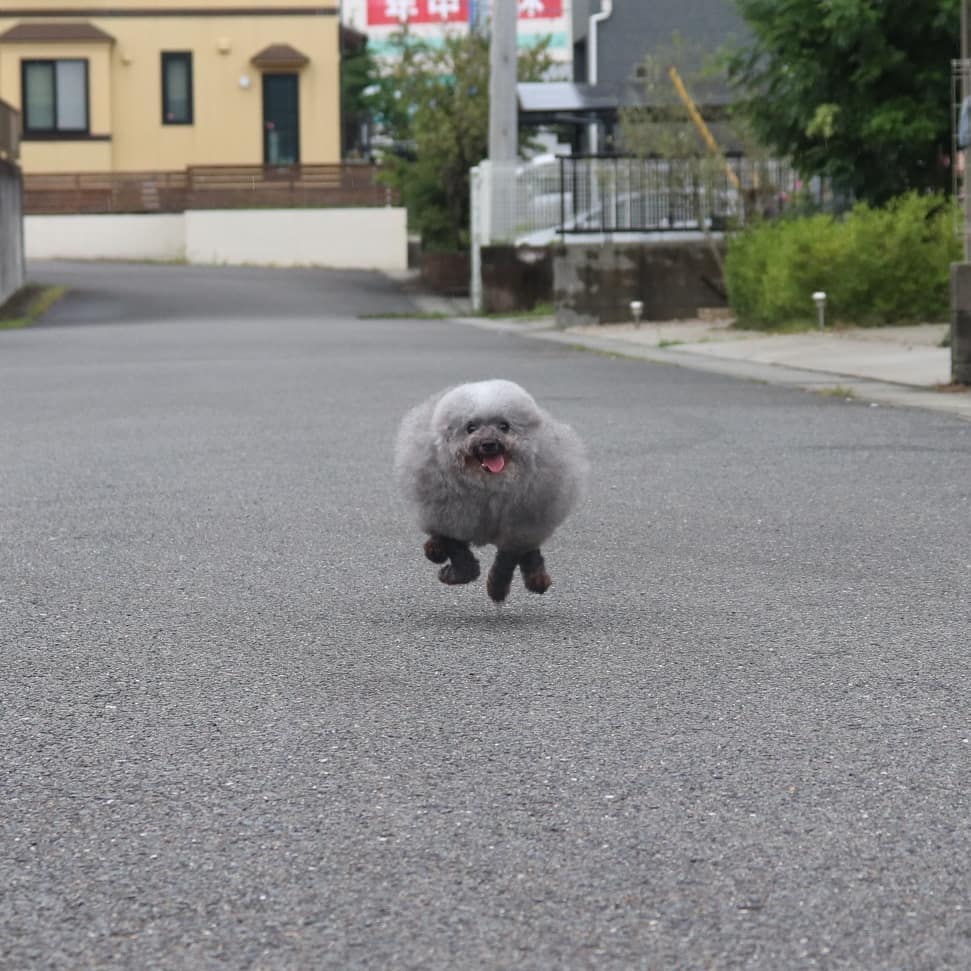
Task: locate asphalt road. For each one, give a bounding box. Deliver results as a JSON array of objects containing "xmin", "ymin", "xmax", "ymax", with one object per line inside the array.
[{"xmin": 3, "ymin": 261, "xmax": 970, "ymax": 970}]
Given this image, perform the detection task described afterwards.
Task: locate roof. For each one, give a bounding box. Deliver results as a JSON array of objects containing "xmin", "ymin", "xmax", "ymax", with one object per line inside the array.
[
  {"xmin": 518, "ymin": 77, "xmax": 735, "ymax": 116},
  {"xmin": 0, "ymin": 21, "xmax": 115, "ymax": 43},
  {"xmin": 518, "ymin": 82, "xmax": 645, "ymax": 114},
  {"xmin": 250, "ymin": 43, "xmax": 309, "ymax": 69}
]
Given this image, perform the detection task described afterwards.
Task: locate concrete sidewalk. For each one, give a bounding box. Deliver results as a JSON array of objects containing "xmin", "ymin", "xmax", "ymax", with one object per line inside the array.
[{"xmin": 447, "ymin": 312, "xmax": 971, "ymax": 422}]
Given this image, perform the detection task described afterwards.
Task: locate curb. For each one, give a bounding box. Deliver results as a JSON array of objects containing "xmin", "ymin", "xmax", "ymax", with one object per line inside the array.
[{"xmin": 449, "ymin": 316, "xmax": 971, "ymax": 423}]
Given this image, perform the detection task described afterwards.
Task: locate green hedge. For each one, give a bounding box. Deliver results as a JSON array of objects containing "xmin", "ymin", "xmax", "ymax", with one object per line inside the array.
[{"xmin": 724, "ymin": 193, "xmax": 960, "ymax": 328}]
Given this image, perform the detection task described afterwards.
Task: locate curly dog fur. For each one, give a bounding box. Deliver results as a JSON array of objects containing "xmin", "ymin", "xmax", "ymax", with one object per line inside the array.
[{"xmin": 394, "ymin": 380, "xmax": 587, "ymax": 602}]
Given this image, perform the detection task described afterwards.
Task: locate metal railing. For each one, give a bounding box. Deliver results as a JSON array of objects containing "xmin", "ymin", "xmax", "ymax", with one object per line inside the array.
[
  {"xmin": 475, "ymin": 154, "xmax": 805, "ymax": 249},
  {"xmin": 23, "ymin": 163, "xmax": 395, "ymax": 214},
  {"xmin": 555, "ymin": 155, "xmax": 801, "ymax": 236}
]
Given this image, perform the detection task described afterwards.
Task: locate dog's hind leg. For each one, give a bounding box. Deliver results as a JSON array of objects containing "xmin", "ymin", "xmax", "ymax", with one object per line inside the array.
[
  {"xmin": 519, "ymin": 549, "xmax": 552, "ymax": 594},
  {"xmin": 424, "ymin": 535, "xmax": 481, "ymax": 585},
  {"xmin": 487, "ymin": 550, "xmax": 519, "ymax": 603}
]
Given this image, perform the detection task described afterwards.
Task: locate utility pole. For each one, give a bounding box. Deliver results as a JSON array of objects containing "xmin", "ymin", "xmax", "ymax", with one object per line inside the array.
[
  {"xmin": 486, "ymin": 0, "xmax": 518, "ymax": 245},
  {"xmin": 955, "ymin": 0, "xmax": 971, "ymax": 383},
  {"xmin": 488, "ymin": 0, "xmax": 518, "ymax": 163}
]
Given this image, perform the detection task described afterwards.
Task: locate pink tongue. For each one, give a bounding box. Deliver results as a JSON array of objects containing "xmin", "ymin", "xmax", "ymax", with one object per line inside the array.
[{"xmin": 482, "ymin": 454, "xmax": 506, "ymax": 474}]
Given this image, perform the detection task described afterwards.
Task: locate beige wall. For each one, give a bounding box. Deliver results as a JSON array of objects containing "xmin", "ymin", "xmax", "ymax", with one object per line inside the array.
[
  {"xmin": 0, "ymin": 2, "xmax": 340, "ymax": 173},
  {"xmin": 24, "ymin": 208, "xmax": 409, "ymax": 270}
]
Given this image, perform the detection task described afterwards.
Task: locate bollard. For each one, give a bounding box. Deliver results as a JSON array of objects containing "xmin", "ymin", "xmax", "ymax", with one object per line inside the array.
[{"xmin": 812, "ymin": 291, "xmax": 827, "ymax": 330}]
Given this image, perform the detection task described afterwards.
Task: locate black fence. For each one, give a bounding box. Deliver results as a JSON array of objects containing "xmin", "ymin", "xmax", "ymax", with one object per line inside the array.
[{"xmin": 556, "ymin": 155, "xmax": 802, "ymax": 234}]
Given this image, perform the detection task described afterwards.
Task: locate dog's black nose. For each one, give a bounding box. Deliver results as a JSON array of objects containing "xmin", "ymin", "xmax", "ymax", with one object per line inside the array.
[{"xmin": 478, "ymin": 440, "xmax": 502, "ymax": 456}]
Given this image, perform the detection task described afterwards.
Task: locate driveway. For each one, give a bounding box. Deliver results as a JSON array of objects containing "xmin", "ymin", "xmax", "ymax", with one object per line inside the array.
[{"xmin": 2, "ymin": 261, "xmax": 970, "ymax": 969}]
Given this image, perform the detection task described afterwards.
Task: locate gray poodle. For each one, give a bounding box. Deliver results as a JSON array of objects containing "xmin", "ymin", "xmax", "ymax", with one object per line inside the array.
[{"xmin": 394, "ymin": 379, "xmax": 587, "ymax": 603}]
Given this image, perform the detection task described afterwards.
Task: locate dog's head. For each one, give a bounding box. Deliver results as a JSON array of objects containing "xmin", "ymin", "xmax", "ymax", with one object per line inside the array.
[{"xmin": 432, "ymin": 380, "xmax": 543, "ymax": 480}]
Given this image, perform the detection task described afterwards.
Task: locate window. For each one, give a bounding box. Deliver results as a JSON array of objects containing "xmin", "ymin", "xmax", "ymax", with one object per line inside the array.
[
  {"xmin": 162, "ymin": 52, "xmax": 193, "ymax": 125},
  {"xmin": 22, "ymin": 60, "xmax": 89, "ymax": 135}
]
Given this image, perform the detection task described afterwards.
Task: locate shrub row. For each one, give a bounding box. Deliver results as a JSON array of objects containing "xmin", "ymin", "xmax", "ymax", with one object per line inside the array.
[{"xmin": 724, "ymin": 193, "xmax": 960, "ymax": 328}]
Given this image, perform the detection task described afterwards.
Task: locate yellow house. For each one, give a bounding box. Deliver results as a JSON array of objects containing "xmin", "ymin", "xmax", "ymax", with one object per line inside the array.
[{"xmin": 0, "ymin": 0, "xmax": 341, "ymax": 174}]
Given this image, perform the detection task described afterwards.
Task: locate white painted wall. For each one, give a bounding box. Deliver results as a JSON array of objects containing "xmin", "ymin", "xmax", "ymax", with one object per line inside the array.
[
  {"xmin": 24, "ymin": 208, "xmax": 408, "ymax": 271},
  {"xmin": 184, "ymin": 208, "xmax": 407, "ymax": 270},
  {"xmin": 25, "ymin": 214, "xmax": 185, "ymax": 261}
]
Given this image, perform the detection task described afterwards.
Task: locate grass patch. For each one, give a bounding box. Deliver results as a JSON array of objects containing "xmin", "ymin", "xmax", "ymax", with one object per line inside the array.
[
  {"xmin": 0, "ymin": 284, "xmax": 67, "ymax": 330},
  {"xmin": 479, "ymin": 301, "xmax": 555, "ymax": 321},
  {"xmin": 731, "ymin": 317, "xmax": 820, "ymax": 335},
  {"xmin": 818, "ymin": 386, "xmax": 856, "ymax": 399},
  {"xmin": 657, "ymin": 339, "xmax": 683, "ymax": 348},
  {"xmin": 358, "ymin": 311, "xmax": 452, "ymax": 320}
]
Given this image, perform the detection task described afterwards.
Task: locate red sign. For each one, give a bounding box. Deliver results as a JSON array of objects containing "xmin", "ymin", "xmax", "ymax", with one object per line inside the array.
[
  {"xmin": 517, "ymin": 0, "xmax": 562, "ymax": 17},
  {"xmin": 366, "ymin": 0, "xmax": 561, "ymax": 25},
  {"xmin": 367, "ymin": 0, "xmax": 469, "ymax": 24}
]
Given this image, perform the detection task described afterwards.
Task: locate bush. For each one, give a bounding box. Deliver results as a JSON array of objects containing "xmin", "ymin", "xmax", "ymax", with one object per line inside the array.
[{"xmin": 724, "ymin": 193, "xmax": 960, "ymax": 328}]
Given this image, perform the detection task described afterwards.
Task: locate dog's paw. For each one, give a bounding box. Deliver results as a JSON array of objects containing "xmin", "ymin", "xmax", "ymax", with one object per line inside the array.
[
  {"xmin": 523, "ymin": 569, "xmax": 552, "ymax": 595},
  {"xmin": 439, "ymin": 561, "xmax": 481, "ymax": 585},
  {"xmin": 423, "ymin": 537, "xmax": 450, "ymax": 563},
  {"xmin": 486, "ymin": 571, "xmax": 513, "ymax": 603}
]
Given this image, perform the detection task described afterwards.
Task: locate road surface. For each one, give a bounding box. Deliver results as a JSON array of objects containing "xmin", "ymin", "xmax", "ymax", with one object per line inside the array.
[{"xmin": 2, "ymin": 261, "xmax": 970, "ymax": 969}]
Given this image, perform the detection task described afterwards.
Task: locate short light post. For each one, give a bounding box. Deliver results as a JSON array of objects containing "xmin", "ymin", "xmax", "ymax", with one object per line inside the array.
[
  {"xmin": 812, "ymin": 291, "xmax": 827, "ymax": 330},
  {"xmin": 630, "ymin": 300, "xmax": 644, "ymax": 328}
]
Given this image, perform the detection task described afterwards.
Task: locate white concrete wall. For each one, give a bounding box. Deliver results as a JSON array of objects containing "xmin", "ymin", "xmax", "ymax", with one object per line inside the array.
[
  {"xmin": 24, "ymin": 208, "xmax": 408, "ymax": 271},
  {"xmin": 184, "ymin": 208, "xmax": 407, "ymax": 270},
  {"xmin": 25, "ymin": 214, "xmax": 185, "ymax": 262}
]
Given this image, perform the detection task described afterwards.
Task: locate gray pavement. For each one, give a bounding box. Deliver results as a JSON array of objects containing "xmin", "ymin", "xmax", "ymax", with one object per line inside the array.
[
  {"xmin": 3, "ymin": 261, "xmax": 971, "ymax": 969},
  {"xmin": 447, "ymin": 315, "xmax": 971, "ymax": 422}
]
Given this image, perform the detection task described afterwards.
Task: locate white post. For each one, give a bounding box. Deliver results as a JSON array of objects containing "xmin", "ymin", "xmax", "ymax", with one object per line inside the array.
[{"xmin": 471, "ymin": 165, "xmax": 483, "ymax": 313}]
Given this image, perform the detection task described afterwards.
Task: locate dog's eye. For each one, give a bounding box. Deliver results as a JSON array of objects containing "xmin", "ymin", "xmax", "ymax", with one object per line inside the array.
[
  {"xmin": 466, "ymin": 422, "xmax": 478, "ymax": 434},
  {"xmin": 498, "ymin": 421, "xmax": 510, "ymax": 433}
]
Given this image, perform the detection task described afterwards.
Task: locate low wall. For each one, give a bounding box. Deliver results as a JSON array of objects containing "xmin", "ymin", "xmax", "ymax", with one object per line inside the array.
[
  {"xmin": 0, "ymin": 160, "xmax": 25, "ymax": 306},
  {"xmin": 481, "ymin": 245, "xmax": 552, "ymax": 313},
  {"xmin": 554, "ymin": 239, "xmax": 727, "ymax": 326},
  {"xmin": 185, "ymin": 208, "xmax": 407, "ymax": 270},
  {"xmin": 25, "ymin": 213, "xmax": 185, "ymax": 262},
  {"xmin": 24, "ymin": 207, "xmax": 408, "ymax": 271}
]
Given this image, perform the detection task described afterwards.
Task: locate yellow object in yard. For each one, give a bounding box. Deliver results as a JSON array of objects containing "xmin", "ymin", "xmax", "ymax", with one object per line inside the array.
[{"xmin": 667, "ymin": 65, "xmax": 741, "ymax": 191}]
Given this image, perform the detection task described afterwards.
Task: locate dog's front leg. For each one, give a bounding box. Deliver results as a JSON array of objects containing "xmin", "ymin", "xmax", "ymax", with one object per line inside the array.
[
  {"xmin": 519, "ymin": 549, "xmax": 552, "ymax": 594},
  {"xmin": 487, "ymin": 550, "xmax": 519, "ymax": 603},
  {"xmin": 423, "ymin": 535, "xmax": 480, "ymax": 585}
]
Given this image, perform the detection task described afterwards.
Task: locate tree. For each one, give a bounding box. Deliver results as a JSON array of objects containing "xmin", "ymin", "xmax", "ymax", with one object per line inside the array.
[
  {"xmin": 341, "ymin": 37, "xmax": 379, "ymax": 158},
  {"xmin": 376, "ymin": 30, "xmax": 553, "ymax": 252},
  {"xmin": 726, "ymin": 0, "xmax": 958, "ymax": 205}
]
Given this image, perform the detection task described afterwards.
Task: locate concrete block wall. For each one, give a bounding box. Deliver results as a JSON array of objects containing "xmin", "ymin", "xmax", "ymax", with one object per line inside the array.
[
  {"xmin": 553, "ymin": 240, "xmax": 727, "ymax": 327},
  {"xmin": 0, "ymin": 160, "xmax": 24, "ymax": 306},
  {"xmin": 24, "ymin": 208, "xmax": 409, "ymax": 271}
]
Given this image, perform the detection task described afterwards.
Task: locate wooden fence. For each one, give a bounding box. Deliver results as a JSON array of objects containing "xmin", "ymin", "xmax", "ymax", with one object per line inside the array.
[{"xmin": 23, "ymin": 163, "xmax": 396, "ymax": 215}]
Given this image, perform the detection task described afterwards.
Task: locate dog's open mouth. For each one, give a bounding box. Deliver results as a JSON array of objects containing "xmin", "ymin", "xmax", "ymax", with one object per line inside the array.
[{"xmin": 473, "ymin": 444, "xmax": 506, "ymax": 474}]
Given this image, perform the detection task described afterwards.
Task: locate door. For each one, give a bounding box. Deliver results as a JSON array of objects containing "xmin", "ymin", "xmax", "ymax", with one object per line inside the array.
[{"xmin": 262, "ymin": 73, "xmax": 299, "ymax": 165}]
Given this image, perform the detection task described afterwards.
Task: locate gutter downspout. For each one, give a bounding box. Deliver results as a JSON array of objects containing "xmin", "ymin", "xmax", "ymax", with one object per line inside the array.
[{"xmin": 587, "ymin": 0, "xmax": 614, "ymax": 154}]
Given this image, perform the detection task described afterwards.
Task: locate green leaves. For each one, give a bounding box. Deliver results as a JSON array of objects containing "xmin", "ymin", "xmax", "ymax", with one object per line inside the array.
[
  {"xmin": 724, "ymin": 194, "xmax": 960, "ymax": 328},
  {"xmin": 378, "ymin": 30, "xmax": 553, "ymax": 251},
  {"xmin": 728, "ymin": 0, "xmax": 958, "ymax": 204}
]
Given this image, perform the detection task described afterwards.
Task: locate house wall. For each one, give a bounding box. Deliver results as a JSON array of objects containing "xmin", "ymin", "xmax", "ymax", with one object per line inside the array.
[
  {"xmin": 0, "ymin": 1, "xmax": 340, "ymax": 173},
  {"xmin": 585, "ymin": 1, "xmax": 748, "ymax": 86},
  {"xmin": 24, "ymin": 207, "xmax": 408, "ymax": 271}
]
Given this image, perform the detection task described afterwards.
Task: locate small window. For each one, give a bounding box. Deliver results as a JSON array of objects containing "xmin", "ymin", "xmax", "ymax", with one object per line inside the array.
[
  {"xmin": 162, "ymin": 52, "xmax": 193, "ymax": 125},
  {"xmin": 22, "ymin": 59, "xmax": 89, "ymax": 135}
]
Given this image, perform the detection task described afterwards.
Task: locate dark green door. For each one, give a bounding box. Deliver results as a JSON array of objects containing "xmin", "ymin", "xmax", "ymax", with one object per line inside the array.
[{"xmin": 262, "ymin": 74, "xmax": 299, "ymax": 165}]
